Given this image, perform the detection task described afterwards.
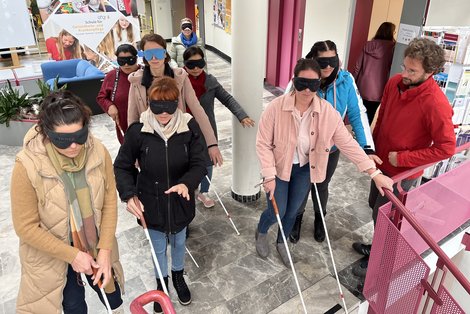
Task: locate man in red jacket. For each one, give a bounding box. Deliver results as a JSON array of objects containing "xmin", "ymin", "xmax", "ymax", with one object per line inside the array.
[{"xmin": 352, "ymin": 38, "xmax": 456, "ymax": 276}]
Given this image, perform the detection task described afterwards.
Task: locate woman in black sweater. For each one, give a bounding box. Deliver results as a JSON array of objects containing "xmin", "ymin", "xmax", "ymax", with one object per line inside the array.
[{"xmin": 114, "ymin": 77, "xmax": 207, "ymax": 313}]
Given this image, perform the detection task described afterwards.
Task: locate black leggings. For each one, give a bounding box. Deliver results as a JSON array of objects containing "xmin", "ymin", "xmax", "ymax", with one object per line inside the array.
[{"xmin": 297, "ymin": 149, "xmax": 341, "ymax": 217}]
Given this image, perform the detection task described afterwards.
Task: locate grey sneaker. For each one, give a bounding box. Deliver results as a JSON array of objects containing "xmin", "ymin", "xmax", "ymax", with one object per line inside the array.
[
  {"xmin": 255, "ymin": 229, "xmax": 270, "ymax": 258},
  {"xmin": 276, "ymin": 242, "xmax": 291, "ymax": 267}
]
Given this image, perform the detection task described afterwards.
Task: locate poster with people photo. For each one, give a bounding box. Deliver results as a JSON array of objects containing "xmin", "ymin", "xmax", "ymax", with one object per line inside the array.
[
  {"xmin": 213, "ymin": 0, "xmax": 231, "ymax": 34},
  {"xmin": 42, "ymin": 0, "xmax": 140, "ymax": 73}
]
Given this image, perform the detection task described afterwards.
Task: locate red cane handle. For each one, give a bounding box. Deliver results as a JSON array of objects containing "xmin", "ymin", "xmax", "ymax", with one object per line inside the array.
[
  {"xmin": 91, "ymin": 266, "xmax": 104, "ymax": 289},
  {"xmin": 130, "ymin": 290, "xmax": 176, "ymax": 314},
  {"xmin": 271, "ymin": 195, "xmax": 280, "ymax": 216},
  {"xmin": 140, "ymin": 215, "xmax": 148, "ymax": 229}
]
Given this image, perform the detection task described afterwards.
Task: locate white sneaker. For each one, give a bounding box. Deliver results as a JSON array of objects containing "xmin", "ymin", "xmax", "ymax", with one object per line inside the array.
[{"xmin": 197, "ymin": 193, "xmax": 215, "ymax": 208}]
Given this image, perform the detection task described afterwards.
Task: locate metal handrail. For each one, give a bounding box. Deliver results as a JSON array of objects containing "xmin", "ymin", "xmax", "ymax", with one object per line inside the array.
[
  {"xmin": 391, "ymin": 142, "xmax": 470, "ymax": 184},
  {"xmin": 383, "ymin": 189, "xmax": 470, "ymax": 296},
  {"xmin": 382, "ymin": 141, "xmax": 470, "ymax": 296}
]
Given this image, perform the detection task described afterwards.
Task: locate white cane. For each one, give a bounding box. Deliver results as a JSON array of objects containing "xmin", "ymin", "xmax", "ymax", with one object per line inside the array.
[
  {"xmin": 185, "ymin": 246, "xmax": 200, "ymax": 268},
  {"xmin": 271, "ymin": 195, "xmax": 307, "ymax": 314},
  {"xmin": 139, "ymin": 213, "xmax": 169, "ymax": 296},
  {"xmin": 100, "ymin": 287, "xmax": 113, "ymax": 314},
  {"xmin": 91, "ymin": 268, "xmax": 113, "ymax": 314},
  {"xmin": 116, "ymin": 123, "xmax": 125, "ymax": 140},
  {"xmin": 312, "ymin": 182, "xmax": 349, "ymax": 313},
  {"xmin": 204, "ymin": 175, "xmax": 240, "ymax": 235}
]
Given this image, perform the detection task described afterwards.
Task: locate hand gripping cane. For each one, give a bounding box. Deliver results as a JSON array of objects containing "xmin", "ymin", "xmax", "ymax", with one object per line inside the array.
[
  {"xmin": 312, "ymin": 182, "xmax": 348, "ymax": 313},
  {"xmin": 136, "ymin": 202, "xmax": 169, "ymax": 296},
  {"xmin": 91, "ymin": 267, "xmax": 113, "ymax": 314},
  {"xmin": 271, "ymin": 195, "xmax": 308, "ymax": 314}
]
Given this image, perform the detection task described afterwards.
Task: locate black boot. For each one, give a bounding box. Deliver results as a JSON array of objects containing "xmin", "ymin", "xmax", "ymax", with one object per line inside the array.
[
  {"xmin": 289, "ymin": 213, "xmax": 303, "ymax": 243},
  {"xmin": 153, "ymin": 276, "xmax": 169, "ymax": 313},
  {"xmin": 313, "ymin": 212, "xmax": 326, "ymax": 242},
  {"xmin": 172, "ymin": 269, "xmax": 191, "ymax": 305}
]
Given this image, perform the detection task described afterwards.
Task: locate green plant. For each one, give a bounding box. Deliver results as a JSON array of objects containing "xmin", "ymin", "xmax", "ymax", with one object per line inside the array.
[
  {"xmin": 0, "ymin": 80, "xmax": 31, "ymax": 127},
  {"xmin": 32, "ymin": 76, "xmax": 67, "ymax": 100}
]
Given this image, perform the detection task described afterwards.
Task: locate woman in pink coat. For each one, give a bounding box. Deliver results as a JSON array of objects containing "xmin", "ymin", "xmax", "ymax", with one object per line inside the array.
[{"xmin": 255, "ymin": 58, "xmax": 393, "ymax": 266}]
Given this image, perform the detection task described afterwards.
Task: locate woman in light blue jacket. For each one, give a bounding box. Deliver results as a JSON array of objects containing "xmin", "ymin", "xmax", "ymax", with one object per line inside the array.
[{"xmin": 289, "ymin": 40, "xmax": 378, "ymax": 243}]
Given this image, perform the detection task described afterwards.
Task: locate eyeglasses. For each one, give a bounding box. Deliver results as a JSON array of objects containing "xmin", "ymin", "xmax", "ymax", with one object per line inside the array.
[
  {"xmin": 138, "ymin": 48, "xmax": 166, "ymax": 61},
  {"xmin": 400, "ymin": 64, "xmax": 418, "ymax": 76}
]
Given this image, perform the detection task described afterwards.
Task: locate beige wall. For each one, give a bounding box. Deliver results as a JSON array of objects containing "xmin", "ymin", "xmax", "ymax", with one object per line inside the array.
[{"xmin": 368, "ymin": 0, "xmax": 404, "ymax": 40}]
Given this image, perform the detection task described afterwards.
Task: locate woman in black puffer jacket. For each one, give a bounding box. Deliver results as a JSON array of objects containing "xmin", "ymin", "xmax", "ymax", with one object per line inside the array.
[{"xmin": 114, "ymin": 77, "xmax": 207, "ymax": 312}]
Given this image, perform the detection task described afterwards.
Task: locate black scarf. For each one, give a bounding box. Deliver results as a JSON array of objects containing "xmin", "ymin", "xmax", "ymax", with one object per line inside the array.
[
  {"xmin": 320, "ymin": 66, "xmax": 339, "ymax": 91},
  {"xmin": 141, "ymin": 64, "xmax": 175, "ymax": 90}
]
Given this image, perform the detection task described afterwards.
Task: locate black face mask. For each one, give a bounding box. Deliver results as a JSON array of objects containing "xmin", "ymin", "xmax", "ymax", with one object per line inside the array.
[
  {"xmin": 46, "ymin": 125, "xmax": 89, "ymax": 149},
  {"xmin": 184, "ymin": 59, "xmax": 206, "ymax": 69},
  {"xmin": 181, "ymin": 23, "xmax": 193, "ymax": 30},
  {"xmin": 293, "ymin": 77, "xmax": 321, "ymax": 92},
  {"xmin": 316, "ymin": 56, "xmax": 339, "ymax": 69},
  {"xmin": 149, "ymin": 100, "xmax": 178, "ymax": 115},
  {"xmin": 117, "ymin": 56, "xmax": 137, "ymax": 66}
]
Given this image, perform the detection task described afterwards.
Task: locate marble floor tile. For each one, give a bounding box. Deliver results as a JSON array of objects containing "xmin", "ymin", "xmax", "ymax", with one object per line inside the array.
[
  {"xmin": 207, "ymin": 252, "xmax": 285, "ymax": 300},
  {"xmin": 268, "ymin": 275, "xmax": 360, "ymax": 314},
  {"xmin": 224, "ymin": 268, "xmax": 311, "ymax": 314}
]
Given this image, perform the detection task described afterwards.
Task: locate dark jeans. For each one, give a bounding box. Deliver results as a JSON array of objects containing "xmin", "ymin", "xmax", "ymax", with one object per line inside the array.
[
  {"xmin": 363, "ymin": 99, "xmax": 381, "ymax": 125},
  {"xmin": 369, "ymin": 176, "xmax": 418, "ymax": 225},
  {"xmin": 297, "ymin": 149, "xmax": 341, "ymax": 217},
  {"xmin": 62, "ymin": 264, "xmax": 123, "ymax": 313}
]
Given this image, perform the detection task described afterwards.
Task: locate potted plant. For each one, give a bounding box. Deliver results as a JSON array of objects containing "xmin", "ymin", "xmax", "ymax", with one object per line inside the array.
[
  {"xmin": 31, "ymin": 76, "xmax": 67, "ymax": 102},
  {"xmin": 0, "ymin": 77, "xmax": 68, "ymax": 146},
  {"xmin": 0, "ymin": 80, "xmax": 37, "ymax": 146}
]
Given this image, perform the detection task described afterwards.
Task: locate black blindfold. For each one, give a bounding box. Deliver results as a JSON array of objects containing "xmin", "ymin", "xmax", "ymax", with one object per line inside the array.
[
  {"xmin": 117, "ymin": 56, "xmax": 137, "ymax": 66},
  {"xmin": 184, "ymin": 59, "xmax": 206, "ymax": 69},
  {"xmin": 149, "ymin": 100, "xmax": 178, "ymax": 115},
  {"xmin": 293, "ymin": 77, "xmax": 321, "ymax": 92},
  {"xmin": 181, "ymin": 23, "xmax": 193, "ymax": 30},
  {"xmin": 46, "ymin": 125, "xmax": 89, "ymax": 149},
  {"xmin": 316, "ymin": 56, "xmax": 339, "ymax": 69}
]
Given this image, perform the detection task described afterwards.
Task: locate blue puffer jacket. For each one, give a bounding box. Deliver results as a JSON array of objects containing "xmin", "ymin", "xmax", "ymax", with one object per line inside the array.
[{"xmin": 318, "ymin": 69, "xmax": 374, "ymax": 150}]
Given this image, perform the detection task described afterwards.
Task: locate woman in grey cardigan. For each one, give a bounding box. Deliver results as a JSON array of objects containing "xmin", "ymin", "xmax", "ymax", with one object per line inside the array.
[{"xmin": 183, "ymin": 46, "xmax": 255, "ymax": 207}]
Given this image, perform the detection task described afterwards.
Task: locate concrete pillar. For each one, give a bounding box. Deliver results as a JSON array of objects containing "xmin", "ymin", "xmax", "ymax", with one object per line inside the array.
[
  {"xmin": 230, "ymin": 0, "xmax": 268, "ymax": 202},
  {"xmin": 389, "ymin": 0, "xmax": 428, "ymax": 76}
]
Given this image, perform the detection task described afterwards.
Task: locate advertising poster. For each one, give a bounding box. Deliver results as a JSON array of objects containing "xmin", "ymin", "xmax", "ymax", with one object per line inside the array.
[
  {"xmin": 224, "ymin": 0, "xmax": 231, "ymax": 34},
  {"xmin": 213, "ymin": 0, "xmax": 231, "ymax": 33},
  {"xmin": 40, "ymin": 0, "xmax": 141, "ymax": 73}
]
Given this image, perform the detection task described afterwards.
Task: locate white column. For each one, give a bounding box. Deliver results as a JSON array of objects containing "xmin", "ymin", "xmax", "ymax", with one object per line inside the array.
[{"xmin": 231, "ymin": 0, "xmax": 268, "ymax": 202}]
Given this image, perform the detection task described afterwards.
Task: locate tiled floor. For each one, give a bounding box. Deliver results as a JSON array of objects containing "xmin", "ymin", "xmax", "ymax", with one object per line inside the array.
[{"xmin": 0, "ymin": 49, "xmax": 373, "ymax": 313}]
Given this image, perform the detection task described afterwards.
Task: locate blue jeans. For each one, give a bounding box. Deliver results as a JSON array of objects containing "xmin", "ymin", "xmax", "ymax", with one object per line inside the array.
[
  {"xmin": 257, "ymin": 163, "xmax": 311, "ymax": 243},
  {"xmin": 148, "ymin": 228, "xmax": 187, "ymax": 278},
  {"xmin": 62, "ymin": 264, "xmax": 123, "ymax": 313},
  {"xmin": 199, "ymin": 166, "xmax": 213, "ymax": 193}
]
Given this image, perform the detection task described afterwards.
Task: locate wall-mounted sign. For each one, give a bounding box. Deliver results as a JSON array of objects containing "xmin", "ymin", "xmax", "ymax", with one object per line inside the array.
[{"xmin": 397, "ymin": 23, "xmax": 421, "ymax": 45}]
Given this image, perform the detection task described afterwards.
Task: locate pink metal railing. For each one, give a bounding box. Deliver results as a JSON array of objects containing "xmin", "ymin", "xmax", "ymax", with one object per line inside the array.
[
  {"xmin": 383, "ymin": 189, "xmax": 470, "ymax": 295},
  {"xmin": 130, "ymin": 290, "xmax": 176, "ymax": 314},
  {"xmin": 364, "ymin": 142, "xmax": 470, "ymax": 313}
]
